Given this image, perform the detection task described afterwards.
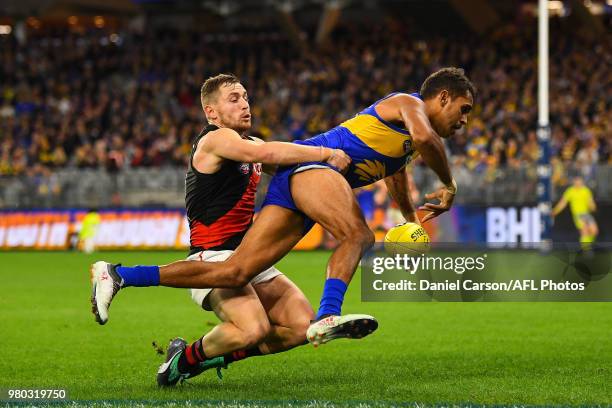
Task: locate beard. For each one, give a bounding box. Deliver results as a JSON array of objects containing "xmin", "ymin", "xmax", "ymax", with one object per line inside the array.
[
  {"xmin": 233, "ymin": 121, "xmax": 251, "ymax": 134},
  {"xmin": 218, "ymin": 113, "xmax": 251, "ymax": 133}
]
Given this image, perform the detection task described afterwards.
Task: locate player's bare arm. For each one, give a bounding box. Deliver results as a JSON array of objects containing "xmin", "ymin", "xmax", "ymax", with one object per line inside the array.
[
  {"xmin": 193, "ymin": 128, "xmax": 351, "ymax": 174},
  {"xmin": 383, "ymin": 167, "xmax": 420, "ymax": 224},
  {"xmin": 250, "ymin": 137, "xmax": 278, "ymax": 175},
  {"xmin": 377, "ymin": 94, "xmax": 456, "ymax": 222}
]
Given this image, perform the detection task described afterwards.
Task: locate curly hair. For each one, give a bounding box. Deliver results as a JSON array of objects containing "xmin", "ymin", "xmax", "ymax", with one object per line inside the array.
[{"xmin": 420, "ymin": 67, "xmax": 476, "ymax": 101}]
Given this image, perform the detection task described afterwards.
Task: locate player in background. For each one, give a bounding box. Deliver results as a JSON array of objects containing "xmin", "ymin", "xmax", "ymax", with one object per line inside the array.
[
  {"xmin": 552, "ymin": 175, "xmax": 598, "ymax": 249},
  {"xmin": 79, "ymin": 209, "xmax": 101, "ymax": 254},
  {"xmin": 92, "ymin": 67, "xmax": 474, "ymax": 347}
]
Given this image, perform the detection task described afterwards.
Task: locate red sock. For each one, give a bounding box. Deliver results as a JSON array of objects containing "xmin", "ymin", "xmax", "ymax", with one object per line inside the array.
[
  {"xmin": 184, "ymin": 338, "xmax": 207, "ymax": 365},
  {"xmin": 223, "ymin": 347, "xmax": 262, "ymax": 364}
]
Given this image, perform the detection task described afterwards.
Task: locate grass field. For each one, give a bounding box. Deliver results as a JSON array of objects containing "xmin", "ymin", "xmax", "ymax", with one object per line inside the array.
[{"xmin": 1, "ymin": 250, "xmax": 612, "ymax": 407}]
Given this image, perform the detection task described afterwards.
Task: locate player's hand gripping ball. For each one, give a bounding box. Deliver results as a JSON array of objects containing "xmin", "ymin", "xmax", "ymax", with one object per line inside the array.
[{"xmin": 384, "ymin": 222, "xmax": 431, "ymax": 255}]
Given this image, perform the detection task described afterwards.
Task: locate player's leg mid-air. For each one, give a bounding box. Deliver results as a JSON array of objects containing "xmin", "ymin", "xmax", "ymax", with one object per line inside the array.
[
  {"xmin": 91, "ymin": 196, "xmax": 377, "ymax": 348},
  {"xmin": 287, "ymin": 168, "xmax": 379, "ymax": 345}
]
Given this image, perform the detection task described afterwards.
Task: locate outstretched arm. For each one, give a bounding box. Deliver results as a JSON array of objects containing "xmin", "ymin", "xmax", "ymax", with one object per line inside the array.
[
  {"xmin": 249, "ymin": 137, "xmax": 278, "ymax": 175},
  {"xmin": 379, "ymin": 94, "xmax": 456, "ymax": 222},
  {"xmin": 195, "ymin": 128, "xmax": 351, "ymax": 173}
]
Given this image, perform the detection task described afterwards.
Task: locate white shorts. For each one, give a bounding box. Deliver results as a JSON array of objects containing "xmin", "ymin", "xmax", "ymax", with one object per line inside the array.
[{"xmin": 187, "ymin": 250, "xmax": 283, "ymax": 311}]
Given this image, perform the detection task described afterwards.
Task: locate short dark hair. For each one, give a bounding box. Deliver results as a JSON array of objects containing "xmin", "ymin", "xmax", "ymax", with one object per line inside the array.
[
  {"xmin": 420, "ymin": 67, "xmax": 476, "ymax": 101},
  {"xmin": 200, "ymin": 73, "xmax": 240, "ymax": 107}
]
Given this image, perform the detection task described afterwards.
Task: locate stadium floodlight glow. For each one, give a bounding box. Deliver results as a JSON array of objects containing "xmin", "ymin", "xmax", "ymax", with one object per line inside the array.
[{"xmin": 0, "ymin": 25, "xmax": 11, "ymax": 35}]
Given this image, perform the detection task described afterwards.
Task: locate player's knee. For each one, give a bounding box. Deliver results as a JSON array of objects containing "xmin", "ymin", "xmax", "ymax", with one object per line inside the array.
[
  {"xmin": 364, "ymin": 228, "xmax": 375, "ymax": 248},
  {"xmin": 286, "ymin": 319, "xmax": 311, "ymax": 347},
  {"xmin": 338, "ymin": 224, "xmax": 374, "ymax": 250},
  {"xmin": 351, "ymin": 225, "xmax": 375, "ymax": 250},
  {"xmin": 281, "ymin": 307, "xmax": 314, "ymax": 347},
  {"xmin": 241, "ymin": 321, "xmax": 271, "ymax": 348}
]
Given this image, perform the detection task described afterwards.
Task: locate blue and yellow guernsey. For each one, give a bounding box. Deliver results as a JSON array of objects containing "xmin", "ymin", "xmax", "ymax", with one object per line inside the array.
[
  {"xmin": 263, "ymin": 92, "xmax": 422, "ymax": 224},
  {"xmin": 295, "ymin": 92, "xmax": 420, "ymax": 188}
]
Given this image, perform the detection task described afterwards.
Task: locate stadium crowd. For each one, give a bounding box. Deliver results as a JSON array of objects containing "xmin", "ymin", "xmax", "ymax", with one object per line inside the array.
[{"xmin": 0, "ymin": 19, "xmax": 610, "ymax": 185}]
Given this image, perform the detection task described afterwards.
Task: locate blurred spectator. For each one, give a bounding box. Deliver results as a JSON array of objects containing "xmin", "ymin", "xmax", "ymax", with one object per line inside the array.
[{"xmin": 0, "ymin": 18, "xmax": 609, "ymax": 182}]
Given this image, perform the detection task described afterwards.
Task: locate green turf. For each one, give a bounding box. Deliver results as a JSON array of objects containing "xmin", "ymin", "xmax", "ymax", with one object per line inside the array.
[{"xmin": 1, "ymin": 251, "xmax": 611, "ymax": 407}]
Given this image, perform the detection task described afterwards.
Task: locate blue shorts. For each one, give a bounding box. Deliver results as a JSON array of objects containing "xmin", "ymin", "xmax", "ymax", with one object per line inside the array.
[
  {"xmin": 263, "ymin": 162, "xmax": 338, "ymax": 235},
  {"xmin": 262, "ymin": 128, "xmax": 346, "ymax": 234}
]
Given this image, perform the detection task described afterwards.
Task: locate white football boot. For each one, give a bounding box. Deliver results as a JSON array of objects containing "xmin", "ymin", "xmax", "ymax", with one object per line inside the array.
[
  {"xmin": 90, "ymin": 261, "xmax": 123, "ymax": 325},
  {"xmin": 306, "ymin": 314, "xmax": 378, "ymax": 347}
]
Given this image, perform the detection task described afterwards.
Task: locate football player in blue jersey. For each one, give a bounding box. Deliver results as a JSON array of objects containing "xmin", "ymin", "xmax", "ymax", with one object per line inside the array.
[{"xmin": 93, "ymin": 67, "xmax": 474, "ymax": 353}]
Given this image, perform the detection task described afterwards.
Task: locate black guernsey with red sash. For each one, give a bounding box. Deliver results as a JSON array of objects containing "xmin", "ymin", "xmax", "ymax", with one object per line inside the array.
[{"xmin": 185, "ymin": 124, "xmax": 261, "ymax": 255}]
